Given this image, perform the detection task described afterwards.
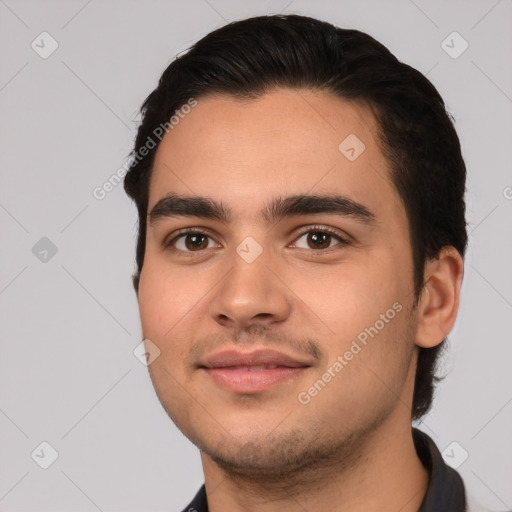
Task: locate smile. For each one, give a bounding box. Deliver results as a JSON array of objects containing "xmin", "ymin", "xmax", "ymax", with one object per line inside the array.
[{"xmin": 199, "ymin": 349, "xmax": 311, "ymax": 393}]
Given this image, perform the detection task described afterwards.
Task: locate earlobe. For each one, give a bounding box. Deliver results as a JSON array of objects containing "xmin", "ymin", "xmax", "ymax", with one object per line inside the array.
[{"xmin": 415, "ymin": 247, "xmax": 464, "ymax": 349}]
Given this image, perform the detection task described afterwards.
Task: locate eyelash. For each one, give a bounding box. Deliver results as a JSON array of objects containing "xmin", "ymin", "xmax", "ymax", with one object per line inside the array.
[{"xmin": 164, "ymin": 225, "xmax": 351, "ymax": 253}]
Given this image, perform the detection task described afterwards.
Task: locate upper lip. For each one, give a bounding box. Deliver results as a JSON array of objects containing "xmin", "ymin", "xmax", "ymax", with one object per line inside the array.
[{"xmin": 200, "ymin": 349, "xmax": 311, "ymax": 369}]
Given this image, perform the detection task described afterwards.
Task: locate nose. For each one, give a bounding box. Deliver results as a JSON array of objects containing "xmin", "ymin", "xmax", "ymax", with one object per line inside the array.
[{"xmin": 209, "ymin": 249, "xmax": 292, "ymax": 330}]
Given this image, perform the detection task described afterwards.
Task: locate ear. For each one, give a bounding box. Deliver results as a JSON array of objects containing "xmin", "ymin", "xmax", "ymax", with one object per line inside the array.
[{"xmin": 415, "ymin": 247, "xmax": 464, "ymax": 349}]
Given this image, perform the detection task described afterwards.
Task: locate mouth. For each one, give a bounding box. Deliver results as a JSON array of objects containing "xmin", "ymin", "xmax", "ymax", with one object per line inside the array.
[{"xmin": 199, "ymin": 349, "xmax": 312, "ymax": 393}]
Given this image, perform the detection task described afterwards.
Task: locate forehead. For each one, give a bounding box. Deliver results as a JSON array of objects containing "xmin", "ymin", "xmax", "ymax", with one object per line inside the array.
[{"xmin": 148, "ymin": 88, "xmax": 403, "ymax": 225}]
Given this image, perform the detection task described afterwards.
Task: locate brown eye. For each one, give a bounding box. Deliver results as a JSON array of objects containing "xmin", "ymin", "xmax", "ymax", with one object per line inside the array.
[
  {"xmin": 172, "ymin": 232, "xmax": 215, "ymax": 252},
  {"xmin": 294, "ymin": 229, "xmax": 347, "ymax": 250},
  {"xmin": 306, "ymin": 232, "xmax": 332, "ymax": 249},
  {"xmin": 185, "ymin": 234, "xmax": 209, "ymax": 250}
]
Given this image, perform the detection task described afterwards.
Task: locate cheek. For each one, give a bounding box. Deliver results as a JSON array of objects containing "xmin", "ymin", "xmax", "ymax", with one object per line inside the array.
[
  {"xmin": 138, "ymin": 260, "xmax": 202, "ymax": 336},
  {"xmin": 287, "ymin": 253, "xmax": 414, "ymax": 396},
  {"xmin": 137, "ymin": 264, "xmax": 197, "ymax": 397},
  {"xmin": 295, "ymin": 303, "xmax": 414, "ymax": 433},
  {"xmin": 288, "ymin": 256, "xmax": 406, "ymax": 339}
]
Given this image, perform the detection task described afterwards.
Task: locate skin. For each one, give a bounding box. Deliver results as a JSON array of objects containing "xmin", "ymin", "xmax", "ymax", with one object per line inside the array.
[{"xmin": 137, "ymin": 88, "xmax": 464, "ymax": 511}]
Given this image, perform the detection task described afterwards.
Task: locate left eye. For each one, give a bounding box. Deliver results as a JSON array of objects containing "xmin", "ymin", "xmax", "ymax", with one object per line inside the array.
[
  {"xmin": 293, "ymin": 230, "xmax": 346, "ymax": 250},
  {"xmin": 174, "ymin": 233, "xmax": 217, "ymax": 251}
]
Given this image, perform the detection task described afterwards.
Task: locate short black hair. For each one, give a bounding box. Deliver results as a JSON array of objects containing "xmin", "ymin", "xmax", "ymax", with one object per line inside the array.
[{"xmin": 124, "ymin": 14, "xmax": 468, "ymax": 420}]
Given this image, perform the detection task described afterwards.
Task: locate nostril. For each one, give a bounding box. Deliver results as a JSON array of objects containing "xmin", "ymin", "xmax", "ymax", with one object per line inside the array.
[
  {"xmin": 255, "ymin": 313, "xmax": 273, "ymax": 320},
  {"xmin": 214, "ymin": 313, "xmax": 234, "ymax": 327}
]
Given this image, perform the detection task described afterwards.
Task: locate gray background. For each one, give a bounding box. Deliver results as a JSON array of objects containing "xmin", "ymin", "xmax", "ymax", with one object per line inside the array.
[{"xmin": 0, "ymin": 0, "xmax": 511, "ymax": 510}]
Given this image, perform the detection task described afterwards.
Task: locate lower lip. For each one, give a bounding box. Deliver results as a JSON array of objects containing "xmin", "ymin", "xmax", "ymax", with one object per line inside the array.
[{"xmin": 204, "ymin": 367, "xmax": 308, "ymax": 393}]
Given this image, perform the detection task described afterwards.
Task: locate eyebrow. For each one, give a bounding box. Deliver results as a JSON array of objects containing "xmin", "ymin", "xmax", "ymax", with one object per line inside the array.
[{"xmin": 148, "ymin": 193, "xmax": 376, "ymax": 226}]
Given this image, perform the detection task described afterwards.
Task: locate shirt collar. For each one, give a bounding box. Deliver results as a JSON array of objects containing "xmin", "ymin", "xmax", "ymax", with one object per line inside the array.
[{"xmin": 414, "ymin": 428, "xmax": 466, "ymax": 511}]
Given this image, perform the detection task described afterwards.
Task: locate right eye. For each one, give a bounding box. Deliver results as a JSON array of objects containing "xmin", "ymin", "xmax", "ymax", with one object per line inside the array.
[{"xmin": 168, "ymin": 230, "xmax": 219, "ymax": 252}]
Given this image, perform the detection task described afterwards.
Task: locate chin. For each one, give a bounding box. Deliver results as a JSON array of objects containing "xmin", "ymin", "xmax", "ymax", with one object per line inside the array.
[{"xmin": 206, "ymin": 430, "xmax": 322, "ymax": 475}]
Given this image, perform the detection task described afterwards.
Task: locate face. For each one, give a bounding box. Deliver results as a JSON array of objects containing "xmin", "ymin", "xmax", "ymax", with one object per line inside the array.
[{"xmin": 138, "ymin": 89, "xmax": 419, "ymax": 476}]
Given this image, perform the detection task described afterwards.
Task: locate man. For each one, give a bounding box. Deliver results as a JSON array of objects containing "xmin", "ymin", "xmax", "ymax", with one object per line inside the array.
[{"xmin": 123, "ymin": 14, "xmax": 494, "ymax": 512}]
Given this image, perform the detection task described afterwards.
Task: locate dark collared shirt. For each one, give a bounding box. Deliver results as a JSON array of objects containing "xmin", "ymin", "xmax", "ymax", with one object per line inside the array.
[{"xmin": 181, "ymin": 428, "xmax": 466, "ymax": 512}]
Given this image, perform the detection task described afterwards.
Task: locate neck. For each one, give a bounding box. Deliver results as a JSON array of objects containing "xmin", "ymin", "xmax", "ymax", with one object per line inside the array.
[{"xmin": 201, "ymin": 413, "xmax": 429, "ymax": 512}]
